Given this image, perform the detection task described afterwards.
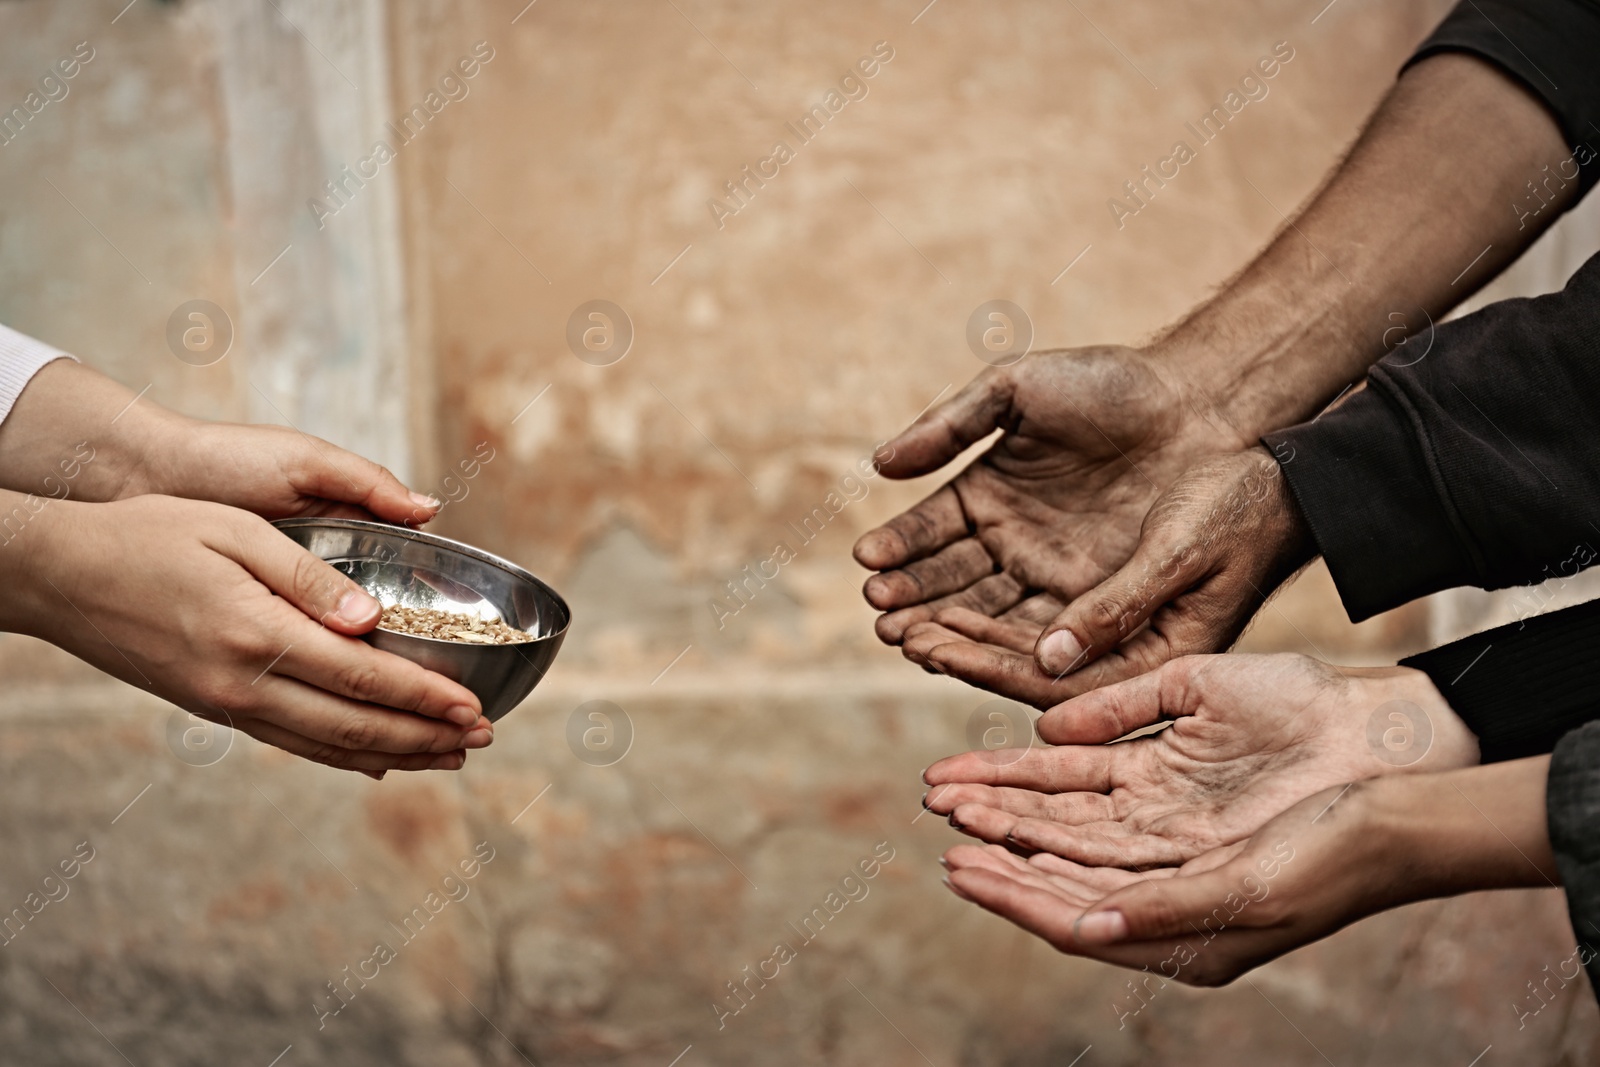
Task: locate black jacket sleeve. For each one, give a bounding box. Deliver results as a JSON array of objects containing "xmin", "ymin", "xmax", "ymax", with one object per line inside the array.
[
  {"xmin": 1262, "ymin": 250, "xmax": 1600, "ymax": 622},
  {"xmin": 1400, "ymin": 597, "xmax": 1600, "ymax": 763},
  {"xmin": 1406, "ymin": 0, "xmax": 1600, "ymax": 195},
  {"xmin": 1546, "ymin": 722, "xmax": 1600, "ymax": 1000}
]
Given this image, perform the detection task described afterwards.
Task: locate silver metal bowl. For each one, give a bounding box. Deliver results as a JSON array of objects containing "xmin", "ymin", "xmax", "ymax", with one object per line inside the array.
[{"xmin": 272, "ymin": 517, "xmax": 569, "ymax": 722}]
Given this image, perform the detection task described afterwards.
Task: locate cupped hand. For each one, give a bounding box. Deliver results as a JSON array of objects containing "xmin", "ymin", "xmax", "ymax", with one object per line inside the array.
[
  {"xmin": 853, "ymin": 346, "xmax": 1244, "ymax": 646},
  {"xmin": 922, "ymin": 653, "xmax": 1479, "ymax": 867},
  {"xmin": 14, "ymin": 495, "xmax": 491, "ymax": 775},
  {"xmin": 0, "ymin": 359, "xmax": 441, "ymax": 527},
  {"xmin": 938, "ymin": 782, "xmax": 1361, "ymax": 987},
  {"xmin": 899, "ymin": 447, "xmax": 1314, "ymax": 709},
  {"xmin": 144, "ymin": 419, "xmax": 442, "ymax": 526},
  {"xmin": 940, "ymin": 755, "xmax": 1555, "ymax": 987}
]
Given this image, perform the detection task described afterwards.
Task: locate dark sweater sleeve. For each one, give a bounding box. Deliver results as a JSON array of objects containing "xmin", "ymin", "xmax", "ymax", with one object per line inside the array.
[
  {"xmin": 1400, "ymin": 597, "xmax": 1600, "ymax": 762},
  {"xmin": 1263, "ymin": 250, "xmax": 1600, "ymax": 622},
  {"xmin": 1405, "ymin": 0, "xmax": 1600, "ymax": 196},
  {"xmin": 1546, "ymin": 722, "xmax": 1600, "ymax": 1002}
]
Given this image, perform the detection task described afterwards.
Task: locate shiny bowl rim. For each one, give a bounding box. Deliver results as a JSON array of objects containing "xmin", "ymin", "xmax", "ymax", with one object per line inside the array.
[{"xmin": 270, "ymin": 516, "xmax": 571, "ymax": 647}]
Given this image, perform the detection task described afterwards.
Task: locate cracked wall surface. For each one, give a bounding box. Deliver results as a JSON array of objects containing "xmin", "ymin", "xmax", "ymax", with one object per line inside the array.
[{"xmin": 1, "ymin": 0, "xmax": 1598, "ymax": 1064}]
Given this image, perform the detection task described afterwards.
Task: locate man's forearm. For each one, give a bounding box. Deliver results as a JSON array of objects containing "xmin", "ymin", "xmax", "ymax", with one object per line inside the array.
[
  {"xmin": 1367, "ymin": 756, "xmax": 1558, "ymax": 900},
  {"xmin": 1162, "ymin": 53, "xmax": 1579, "ymax": 438}
]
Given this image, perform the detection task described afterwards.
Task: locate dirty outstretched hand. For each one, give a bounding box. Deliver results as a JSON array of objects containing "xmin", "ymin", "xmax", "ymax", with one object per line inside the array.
[
  {"xmin": 922, "ymin": 653, "xmax": 1479, "ymax": 867},
  {"xmin": 853, "ymin": 345, "xmax": 1247, "ymax": 659}
]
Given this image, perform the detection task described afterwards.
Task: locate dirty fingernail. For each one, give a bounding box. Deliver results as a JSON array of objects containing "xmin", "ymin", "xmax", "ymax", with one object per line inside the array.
[
  {"xmin": 445, "ymin": 705, "xmax": 479, "ymax": 728},
  {"xmin": 337, "ymin": 589, "xmax": 380, "ymax": 625},
  {"xmin": 409, "ymin": 491, "xmax": 441, "ymax": 509},
  {"xmin": 1039, "ymin": 630, "xmax": 1085, "ymax": 674},
  {"xmin": 361, "ymin": 769, "xmax": 386, "ymax": 781},
  {"xmin": 1074, "ymin": 910, "xmax": 1129, "ymax": 945},
  {"xmin": 430, "ymin": 752, "xmax": 466, "ymax": 770}
]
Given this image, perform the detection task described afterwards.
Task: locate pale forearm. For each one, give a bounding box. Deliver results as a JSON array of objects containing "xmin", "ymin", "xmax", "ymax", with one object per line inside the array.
[
  {"xmin": 0, "ymin": 486, "xmax": 65, "ymax": 633},
  {"xmin": 1367, "ymin": 756, "xmax": 1558, "ymax": 901},
  {"xmin": 0, "ymin": 359, "xmax": 184, "ymax": 502},
  {"xmin": 1164, "ymin": 54, "xmax": 1579, "ymax": 438}
]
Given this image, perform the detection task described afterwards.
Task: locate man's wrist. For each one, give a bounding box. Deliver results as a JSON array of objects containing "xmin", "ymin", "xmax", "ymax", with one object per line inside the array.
[
  {"xmin": 1343, "ymin": 665, "xmax": 1482, "ymax": 775},
  {"xmin": 1360, "ymin": 757, "xmax": 1557, "ymax": 900},
  {"xmin": 1139, "ymin": 338, "xmax": 1258, "ymax": 453},
  {"xmin": 1145, "ymin": 319, "xmax": 1341, "ymax": 450}
]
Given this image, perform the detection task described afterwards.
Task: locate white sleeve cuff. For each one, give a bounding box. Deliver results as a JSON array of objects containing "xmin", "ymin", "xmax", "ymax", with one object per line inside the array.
[{"xmin": 0, "ymin": 323, "xmax": 77, "ymax": 426}]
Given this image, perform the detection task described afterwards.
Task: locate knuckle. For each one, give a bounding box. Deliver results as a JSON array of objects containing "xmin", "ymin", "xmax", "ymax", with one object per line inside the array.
[
  {"xmin": 202, "ymin": 679, "xmax": 250, "ymax": 715},
  {"xmin": 1248, "ymin": 893, "xmax": 1287, "ymax": 928},
  {"xmin": 309, "ymin": 743, "xmax": 355, "ymax": 770},
  {"xmin": 338, "ymin": 661, "xmax": 389, "ymax": 705},
  {"xmin": 291, "ymin": 551, "xmax": 336, "ymax": 610},
  {"xmin": 332, "ymin": 713, "xmax": 381, "ymax": 751},
  {"xmin": 1081, "ymin": 596, "xmax": 1132, "ymax": 642},
  {"xmin": 1132, "ymin": 895, "xmax": 1184, "ymax": 940}
]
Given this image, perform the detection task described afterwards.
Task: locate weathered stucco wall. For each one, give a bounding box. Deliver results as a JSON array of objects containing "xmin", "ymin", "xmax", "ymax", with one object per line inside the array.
[{"xmin": 1, "ymin": 1, "xmax": 1597, "ymax": 1064}]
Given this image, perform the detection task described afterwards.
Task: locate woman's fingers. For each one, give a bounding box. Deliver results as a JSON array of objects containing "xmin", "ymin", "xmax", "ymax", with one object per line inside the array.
[
  {"xmin": 943, "ymin": 802, "xmax": 1023, "ymax": 843},
  {"xmin": 242, "ymin": 674, "xmax": 490, "ymax": 755},
  {"xmin": 274, "ymin": 619, "xmax": 484, "ymax": 727},
  {"xmin": 944, "ymin": 865, "xmax": 1087, "ymax": 941},
  {"xmin": 283, "ymin": 431, "xmax": 442, "ymax": 527},
  {"xmin": 238, "ymin": 717, "xmax": 469, "ymax": 773},
  {"xmin": 212, "ymin": 514, "xmax": 384, "ymax": 637},
  {"xmin": 901, "ymin": 620, "xmax": 972, "ymax": 667},
  {"xmin": 945, "ymin": 845, "xmax": 1104, "ymax": 907}
]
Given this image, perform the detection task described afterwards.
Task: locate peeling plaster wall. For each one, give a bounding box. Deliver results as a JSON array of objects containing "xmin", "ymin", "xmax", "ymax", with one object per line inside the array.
[{"xmin": 0, "ymin": 1, "xmax": 1598, "ymax": 1064}]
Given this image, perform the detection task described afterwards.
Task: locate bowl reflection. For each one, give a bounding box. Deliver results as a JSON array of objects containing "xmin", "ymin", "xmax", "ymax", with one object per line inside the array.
[{"xmin": 273, "ymin": 517, "xmax": 569, "ymax": 722}]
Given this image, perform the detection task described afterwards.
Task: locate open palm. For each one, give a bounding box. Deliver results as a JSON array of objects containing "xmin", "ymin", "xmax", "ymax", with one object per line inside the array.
[
  {"xmin": 922, "ymin": 654, "xmax": 1479, "ymax": 867},
  {"xmin": 854, "ymin": 346, "xmax": 1239, "ymax": 645}
]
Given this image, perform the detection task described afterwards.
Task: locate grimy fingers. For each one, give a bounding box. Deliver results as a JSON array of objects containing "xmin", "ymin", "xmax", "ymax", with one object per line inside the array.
[
  {"xmin": 872, "ymin": 370, "xmax": 1013, "ymax": 480},
  {"xmin": 920, "ymin": 637, "xmax": 1100, "ymax": 709},
  {"xmin": 929, "ymin": 785, "xmax": 1117, "ymax": 823},
  {"xmin": 1033, "ymin": 530, "xmax": 1198, "ymax": 676},
  {"xmin": 853, "ymin": 483, "xmax": 968, "ymax": 572},
  {"xmin": 863, "ymin": 538, "xmax": 996, "ymax": 611},
  {"xmin": 875, "ymin": 572, "xmax": 1023, "ymax": 645},
  {"xmin": 1004, "ymin": 817, "xmax": 1190, "ymax": 869},
  {"xmin": 924, "ymin": 744, "xmax": 1116, "ymax": 794},
  {"xmin": 933, "ymin": 606, "xmax": 1041, "ymax": 654},
  {"xmin": 1036, "ymin": 655, "xmax": 1188, "ymax": 745}
]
